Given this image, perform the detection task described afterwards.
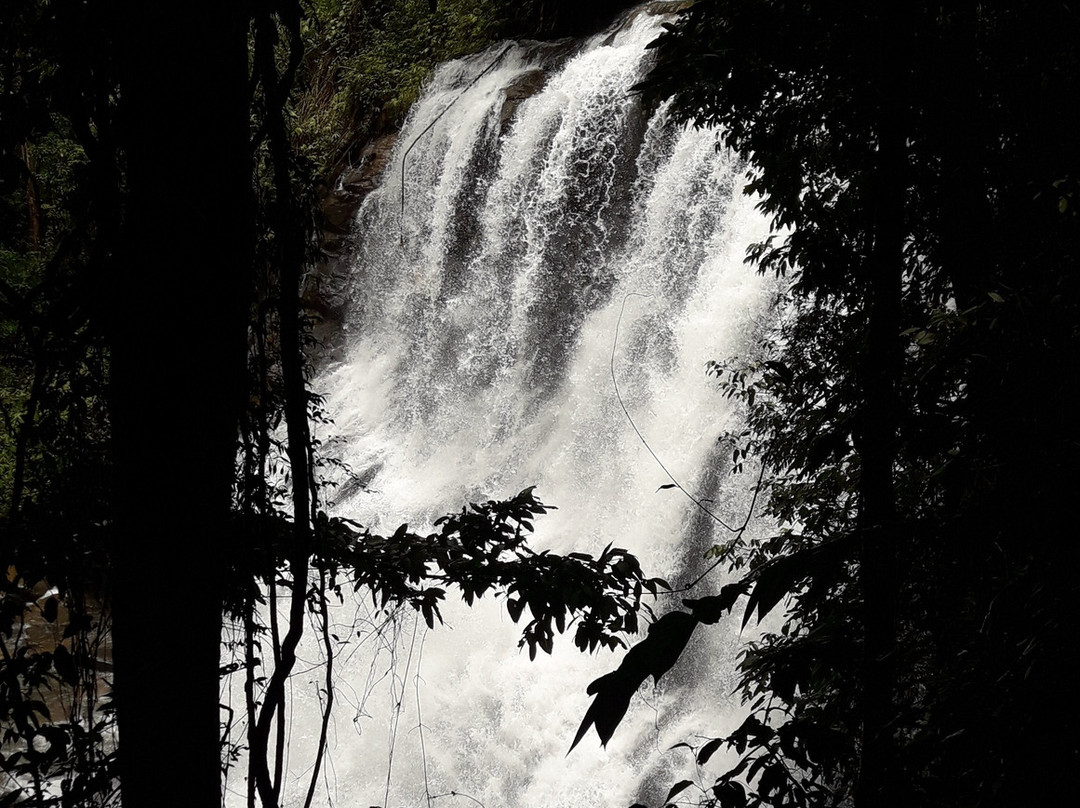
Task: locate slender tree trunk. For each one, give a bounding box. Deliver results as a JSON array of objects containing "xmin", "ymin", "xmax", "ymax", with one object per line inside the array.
[
  {"xmin": 247, "ymin": 9, "xmax": 317, "ymax": 803},
  {"xmin": 108, "ymin": 4, "xmax": 252, "ymax": 807},
  {"xmin": 8, "ymin": 355, "xmax": 45, "ymax": 519},
  {"xmin": 853, "ymin": 3, "xmax": 909, "ymax": 807},
  {"xmin": 22, "ymin": 142, "xmax": 42, "ymax": 251}
]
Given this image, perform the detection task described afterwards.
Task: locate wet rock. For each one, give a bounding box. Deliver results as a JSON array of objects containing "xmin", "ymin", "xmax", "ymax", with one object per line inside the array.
[
  {"xmin": 306, "ymin": 132, "xmax": 399, "ymax": 366},
  {"xmin": 341, "ymin": 133, "xmax": 398, "ymax": 198},
  {"xmin": 500, "ymin": 68, "xmax": 548, "ymax": 131},
  {"xmin": 319, "ymin": 132, "xmax": 398, "ymax": 244}
]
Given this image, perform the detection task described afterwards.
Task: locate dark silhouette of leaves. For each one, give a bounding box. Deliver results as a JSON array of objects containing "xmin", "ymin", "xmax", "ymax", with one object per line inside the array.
[
  {"xmin": 569, "ymin": 610, "xmax": 697, "ymax": 751},
  {"xmin": 683, "ymin": 581, "xmax": 749, "ymax": 624},
  {"xmin": 665, "ymin": 779, "xmax": 695, "ymax": 803},
  {"xmin": 697, "ymin": 736, "xmax": 723, "ymax": 765},
  {"xmin": 741, "ymin": 534, "xmax": 857, "ymax": 629}
]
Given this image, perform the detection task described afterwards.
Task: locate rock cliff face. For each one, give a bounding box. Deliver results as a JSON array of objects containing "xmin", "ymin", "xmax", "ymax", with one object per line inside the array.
[{"xmin": 306, "ymin": 133, "xmax": 398, "ymax": 361}]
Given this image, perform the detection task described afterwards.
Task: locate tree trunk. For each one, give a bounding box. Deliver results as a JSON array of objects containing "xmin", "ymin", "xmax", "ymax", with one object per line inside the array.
[
  {"xmin": 22, "ymin": 142, "xmax": 42, "ymax": 251},
  {"xmin": 853, "ymin": 3, "xmax": 909, "ymax": 807},
  {"xmin": 108, "ymin": 5, "xmax": 252, "ymax": 807}
]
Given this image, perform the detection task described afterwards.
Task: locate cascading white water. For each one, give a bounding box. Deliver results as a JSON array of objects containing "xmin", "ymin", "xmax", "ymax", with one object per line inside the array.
[{"xmin": 262, "ymin": 7, "xmax": 778, "ymax": 807}]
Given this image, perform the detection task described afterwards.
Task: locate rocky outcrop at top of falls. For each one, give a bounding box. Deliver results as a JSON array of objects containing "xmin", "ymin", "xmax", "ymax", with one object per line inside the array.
[
  {"xmin": 303, "ymin": 45, "xmax": 574, "ymax": 362},
  {"xmin": 302, "ymin": 1, "xmax": 688, "ymax": 365}
]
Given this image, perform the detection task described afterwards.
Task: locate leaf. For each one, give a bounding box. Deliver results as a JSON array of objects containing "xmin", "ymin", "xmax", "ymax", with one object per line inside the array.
[
  {"xmin": 665, "ymin": 779, "xmax": 695, "ymax": 803},
  {"xmin": 53, "ymin": 644, "xmax": 78, "ymax": 686},
  {"xmin": 42, "ymin": 597, "xmax": 58, "ymax": 623},
  {"xmin": 697, "ymin": 737, "xmax": 724, "ymax": 765},
  {"xmin": 712, "ymin": 781, "xmax": 746, "ymax": 808},
  {"xmin": 727, "ymin": 755, "xmax": 750, "ymax": 779},
  {"xmin": 762, "ymin": 360, "xmax": 793, "ymax": 384},
  {"xmin": 741, "ymin": 571, "xmax": 788, "ymax": 630},
  {"xmin": 640, "ymin": 611, "xmax": 698, "ymax": 683},
  {"xmin": 570, "ymin": 611, "xmax": 698, "ymax": 752},
  {"xmin": 758, "ymin": 763, "xmax": 786, "ymax": 798},
  {"xmin": 24, "ymin": 700, "xmax": 50, "ymax": 727},
  {"xmin": 741, "ymin": 533, "xmax": 857, "ymax": 629},
  {"xmin": 747, "ymin": 753, "xmax": 768, "ymax": 783},
  {"xmin": 506, "ymin": 597, "xmax": 525, "ymax": 622}
]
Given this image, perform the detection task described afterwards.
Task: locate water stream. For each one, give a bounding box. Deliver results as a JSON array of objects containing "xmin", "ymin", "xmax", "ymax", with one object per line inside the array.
[{"xmin": 242, "ymin": 7, "xmax": 777, "ymax": 806}]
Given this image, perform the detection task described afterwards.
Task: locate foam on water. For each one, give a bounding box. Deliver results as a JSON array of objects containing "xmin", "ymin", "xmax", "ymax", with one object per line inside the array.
[{"xmin": 233, "ymin": 8, "xmax": 778, "ymax": 806}]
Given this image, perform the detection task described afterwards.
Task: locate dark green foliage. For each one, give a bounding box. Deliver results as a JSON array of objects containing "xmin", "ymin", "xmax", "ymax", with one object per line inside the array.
[
  {"xmin": 1, "ymin": 5, "xmax": 119, "ymax": 800},
  {"xmin": 294, "ymin": 0, "xmax": 509, "ymax": 178},
  {"xmin": 304, "ymin": 486, "xmax": 666, "ymax": 656},
  {"xmin": 571, "ymin": 2, "xmax": 1080, "ymax": 807},
  {"xmin": 295, "ymin": 0, "xmax": 640, "ymax": 182},
  {"xmin": 0, "ymin": 0, "xmax": 116, "ymax": 524}
]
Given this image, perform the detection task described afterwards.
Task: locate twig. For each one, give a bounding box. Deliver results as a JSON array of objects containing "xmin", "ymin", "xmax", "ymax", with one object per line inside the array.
[
  {"xmin": 383, "ymin": 613, "xmax": 420, "ymax": 808},
  {"xmin": 303, "ymin": 568, "xmax": 336, "ymax": 808},
  {"xmin": 668, "ymin": 460, "xmax": 768, "ymax": 594},
  {"xmin": 610, "ymin": 293, "xmax": 738, "ymax": 532},
  {"xmin": 409, "ymin": 629, "xmax": 433, "ymax": 808},
  {"xmin": 430, "ymin": 791, "xmax": 487, "ymax": 808},
  {"xmin": 611, "ymin": 294, "xmax": 772, "ymax": 594}
]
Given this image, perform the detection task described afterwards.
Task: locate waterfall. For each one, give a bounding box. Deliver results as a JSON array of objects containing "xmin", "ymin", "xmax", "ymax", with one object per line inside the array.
[{"xmin": 257, "ymin": 7, "xmax": 777, "ymax": 807}]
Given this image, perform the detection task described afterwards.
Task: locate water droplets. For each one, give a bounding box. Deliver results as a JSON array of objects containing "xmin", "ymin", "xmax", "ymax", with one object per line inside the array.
[{"xmin": 305, "ymin": 10, "xmax": 777, "ymax": 808}]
